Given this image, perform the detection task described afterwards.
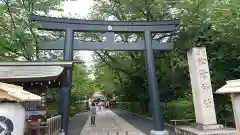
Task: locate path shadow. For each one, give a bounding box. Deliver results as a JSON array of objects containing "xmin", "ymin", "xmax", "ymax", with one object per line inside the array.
[
  {"xmin": 68, "ymin": 112, "xmax": 89, "ymax": 135},
  {"xmin": 112, "ymin": 109, "xmax": 176, "ymax": 135}
]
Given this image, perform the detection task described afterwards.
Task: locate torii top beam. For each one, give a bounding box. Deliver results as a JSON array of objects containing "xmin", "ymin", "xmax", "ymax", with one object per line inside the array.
[
  {"xmin": 32, "ymin": 15, "xmax": 180, "ymax": 32},
  {"xmin": 32, "ymin": 15, "xmax": 180, "ymax": 51}
]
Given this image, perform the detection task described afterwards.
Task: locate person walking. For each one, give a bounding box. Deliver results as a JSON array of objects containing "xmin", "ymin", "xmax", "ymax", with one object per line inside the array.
[{"xmin": 90, "ymin": 102, "xmax": 96, "ymax": 125}]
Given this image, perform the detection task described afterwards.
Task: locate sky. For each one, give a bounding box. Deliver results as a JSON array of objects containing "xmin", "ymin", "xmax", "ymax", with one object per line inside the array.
[{"xmin": 52, "ymin": 0, "xmax": 94, "ymax": 68}]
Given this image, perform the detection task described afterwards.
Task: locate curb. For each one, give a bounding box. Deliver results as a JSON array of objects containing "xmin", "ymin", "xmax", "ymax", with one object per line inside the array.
[{"xmin": 116, "ymin": 109, "xmax": 175, "ymax": 129}]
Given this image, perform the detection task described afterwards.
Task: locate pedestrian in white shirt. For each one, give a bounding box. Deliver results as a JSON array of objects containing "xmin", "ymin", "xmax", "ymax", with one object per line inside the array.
[{"xmin": 90, "ymin": 102, "xmax": 96, "ymax": 125}]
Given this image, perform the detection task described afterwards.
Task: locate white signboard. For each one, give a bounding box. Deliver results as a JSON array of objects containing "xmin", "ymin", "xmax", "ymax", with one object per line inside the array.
[{"xmin": 0, "ymin": 103, "xmax": 25, "ymax": 135}]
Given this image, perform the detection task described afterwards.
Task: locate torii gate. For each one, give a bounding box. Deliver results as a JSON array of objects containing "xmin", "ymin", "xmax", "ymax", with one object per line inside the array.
[{"xmin": 31, "ymin": 15, "xmax": 179, "ymax": 135}]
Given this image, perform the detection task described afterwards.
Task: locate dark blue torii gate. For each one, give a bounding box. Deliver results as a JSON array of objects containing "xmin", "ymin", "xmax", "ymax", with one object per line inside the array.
[{"xmin": 32, "ymin": 15, "xmax": 179, "ymax": 135}]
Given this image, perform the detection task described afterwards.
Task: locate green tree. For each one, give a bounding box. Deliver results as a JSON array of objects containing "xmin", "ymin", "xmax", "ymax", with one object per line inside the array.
[
  {"xmin": 72, "ymin": 63, "xmax": 95, "ymax": 102},
  {"xmin": 0, "ymin": 0, "xmax": 62, "ymax": 60},
  {"xmin": 90, "ymin": 0, "xmax": 240, "ymax": 121}
]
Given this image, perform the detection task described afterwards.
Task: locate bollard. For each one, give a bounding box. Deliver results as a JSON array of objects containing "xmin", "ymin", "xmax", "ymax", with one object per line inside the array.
[
  {"xmin": 107, "ymin": 133, "xmax": 110, "ymax": 135},
  {"xmin": 126, "ymin": 131, "xmax": 128, "ymax": 135},
  {"xmin": 116, "ymin": 132, "xmax": 119, "ymax": 135}
]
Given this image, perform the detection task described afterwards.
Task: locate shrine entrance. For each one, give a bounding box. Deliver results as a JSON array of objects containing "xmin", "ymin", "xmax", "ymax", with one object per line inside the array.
[{"xmin": 32, "ymin": 15, "xmax": 179, "ymax": 135}]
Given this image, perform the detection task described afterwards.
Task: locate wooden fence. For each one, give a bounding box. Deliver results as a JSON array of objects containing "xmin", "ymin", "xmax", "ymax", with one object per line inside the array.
[
  {"xmin": 46, "ymin": 115, "xmax": 62, "ymax": 135},
  {"xmin": 25, "ymin": 115, "xmax": 62, "ymax": 135}
]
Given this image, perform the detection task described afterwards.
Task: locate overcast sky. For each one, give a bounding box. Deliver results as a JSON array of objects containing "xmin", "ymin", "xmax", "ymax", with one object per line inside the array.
[{"xmin": 52, "ymin": 0, "xmax": 94, "ymax": 68}]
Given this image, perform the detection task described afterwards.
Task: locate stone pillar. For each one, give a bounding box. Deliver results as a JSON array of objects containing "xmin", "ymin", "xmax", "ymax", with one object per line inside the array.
[
  {"xmin": 187, "ymin": 47, "xmax": 217, "ymax": 126},
  {"xmin": 175, "ymin": 47, "xmax": 236, "ymax": 135}
]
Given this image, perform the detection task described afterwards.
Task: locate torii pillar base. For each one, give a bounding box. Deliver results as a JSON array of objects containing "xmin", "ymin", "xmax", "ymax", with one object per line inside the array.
[{"xmin": 150, "ymin": 130, "xmax": 169, "ymax": 135}]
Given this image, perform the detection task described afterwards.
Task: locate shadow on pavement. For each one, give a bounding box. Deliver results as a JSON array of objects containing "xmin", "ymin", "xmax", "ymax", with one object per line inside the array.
[
  {"xmin": 112, "ymin": 109, "xmax": 176, "ymax": 135},
  {"xmin": 68, "ymin": 112, "xmax": 89, "ymax": 135}
]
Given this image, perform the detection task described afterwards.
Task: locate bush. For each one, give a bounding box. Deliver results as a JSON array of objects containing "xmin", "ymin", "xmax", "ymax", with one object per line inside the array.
[
  {"xmin": 46, "ymin": 106, "xmax": 58, "ymax": 116},
  {"xmin": 70, "ymin": 103, "xmax": 85, "ymax": 117},
  {"xmin": 164, "ymin": 99, "xmax": 194, "ymax": 122},
  {"xmin": 117, "ymin": 99, "xmax": 195, "ymax": 122}
]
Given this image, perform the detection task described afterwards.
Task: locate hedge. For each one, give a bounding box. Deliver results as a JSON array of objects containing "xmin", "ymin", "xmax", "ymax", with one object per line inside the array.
[
  {"xmin": 117, "ymin": 99, "xmax": 195, "ymax": 122},
  {"xmin": 46, "ymin": 103, "xmax": 86, "ymax": 117},
  {"xmin": 70, "ymin": 103, "xmax": 85, "ymax": 116}
]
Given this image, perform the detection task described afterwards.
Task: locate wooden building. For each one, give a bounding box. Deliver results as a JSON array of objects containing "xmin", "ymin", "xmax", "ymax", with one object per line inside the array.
[{"xmin": 0, "ymin": 61, "xmax": 74, "ymax": 135}]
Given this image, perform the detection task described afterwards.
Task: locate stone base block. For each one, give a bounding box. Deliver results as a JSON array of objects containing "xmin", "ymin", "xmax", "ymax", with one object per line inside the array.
[
  {"xmin": 150, "ymin": 130, "xmax": 169, "ymax": 135},
  {"xmin": 192, "ymin": 123, "xmax": 224, "ymax": 130},
  {"xmin": 175, "ymin": 126, "xmax": 236, "ymax": 135},
  {"xmin": 58, "ymin": 132, "xmax": 65, "ymax": 135}
]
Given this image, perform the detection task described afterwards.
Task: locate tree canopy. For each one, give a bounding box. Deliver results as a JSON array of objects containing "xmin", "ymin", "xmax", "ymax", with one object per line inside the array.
[{"xmin": 90, "ymin": 0, "xmax": 240, "ymax": 120}]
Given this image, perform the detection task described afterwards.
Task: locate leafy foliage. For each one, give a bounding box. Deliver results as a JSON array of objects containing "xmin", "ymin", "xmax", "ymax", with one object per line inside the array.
[
  {"xmin": 0, "ymin": 0, "xmax": 62, "ymax": 60},
  {"xmin": 72, "ymin": 63, "xmax": 95, "ymax": 102},
  {"xmin": 91, "ymin": 0, "xmax": 240, "ymax": 122}
]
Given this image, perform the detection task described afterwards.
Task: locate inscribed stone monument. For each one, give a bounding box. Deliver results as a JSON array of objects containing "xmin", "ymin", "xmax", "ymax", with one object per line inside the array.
[
  {"xmin": 174, "ymin": 47, "xmax": 235, "ymax": 135},
  {"xmin": 187, "ymin": 47, "xmax": 217, "ymax": 125}
]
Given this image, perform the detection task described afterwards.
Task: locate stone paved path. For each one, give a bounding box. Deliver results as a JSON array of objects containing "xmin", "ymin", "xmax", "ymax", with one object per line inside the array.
[
  {"xmin": 112, "ymin": 109, "xmax": 176, "ymax": 135},
  {"xmin": 80, "ymin": 109, "xmax": 147, "ymax": 135},
  {"xmin": 68, "ymin": 109, "xmax": 176, "ymax": 135}
]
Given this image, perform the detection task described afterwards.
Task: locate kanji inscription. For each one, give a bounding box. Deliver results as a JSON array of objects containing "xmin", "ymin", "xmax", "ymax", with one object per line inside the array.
[
  {"xmin": 199, "ymin": 69, "xmax": 209, "ymax": 79},
  {"xmin": 201, "ymin": 82, "xmax": 210, "ymax": 92},
  {"xmin": 197, "ymin": 57, "xmax": 207, "ymax": 65},
  {"xmin": 203, "ymin": 98, "xmax": 213, "ymax": 108}
]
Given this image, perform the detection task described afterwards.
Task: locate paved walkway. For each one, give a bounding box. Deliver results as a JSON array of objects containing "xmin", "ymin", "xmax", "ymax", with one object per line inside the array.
[
  {"xmin": 80, "ymin": 109, "xmax": 146, "ymax": 135},
  {"xmin": 68, "ymin": 112, "xmax": 89, "ymax": 135},
  {"xmin": 68, "ymin": 109, "xmax": 176, "ymax": 135},
  {"xmin": 112, "ymin": 109, "xmax": 176, "ymax": 135}
]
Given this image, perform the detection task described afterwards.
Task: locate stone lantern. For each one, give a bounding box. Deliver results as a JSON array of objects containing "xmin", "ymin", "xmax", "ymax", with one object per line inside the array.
[{"xmin": 216, "ymin": 79, "xmax": 240, "ymax": 135}]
